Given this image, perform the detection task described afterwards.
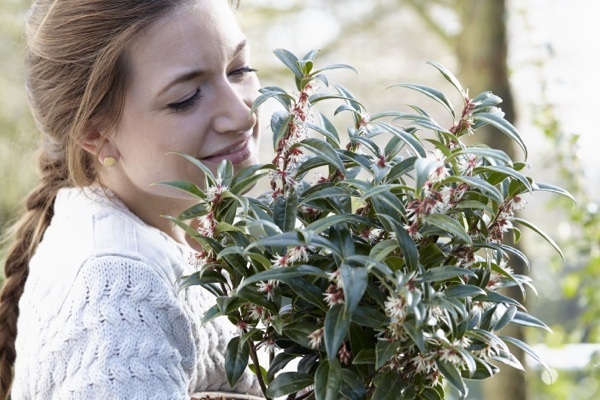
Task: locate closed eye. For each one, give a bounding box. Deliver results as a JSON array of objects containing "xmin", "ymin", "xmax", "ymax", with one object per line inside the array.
[
  {"xmin": 167, "ymin": 89, "xmax": 201, "ymax": 113},
  {"xmin": 229, "ymin": 66, "xmax": 257, "ymax": 76}
]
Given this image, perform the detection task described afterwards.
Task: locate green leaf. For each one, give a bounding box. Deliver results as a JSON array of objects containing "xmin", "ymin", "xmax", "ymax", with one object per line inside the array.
[
  {"xmin": 286, "ymin": 277, "xmax": 328, "ymax": 311},
  {"xmin": 304, "ymin": 214, "xmax": 371, "ymax": 235},
  {"xmin": 313, "ymin": 63, "xmax": 359, "ymax": 76},
  {"xmin": 353, "ymin": 349, "xmax": 376, "ymax": 364},
  {"xmin": 500, "ymin": 335, "xmax": 551, "ymax": 374},
  {"xmin": 475, "ymin": 165, "xmax": 532, "ymax": 192},
  {"xmin": 273, "ymin": 191, "xmax": 298, "ymax": 232},
  {"xmin": 153, "ymin": 180, "xmax": 205, "ymax": 199},
  {"xmin": 532, "ymin": 181, "xmax": 575, "ymax": 203},
  {"xmin": 297, "ymin": 138, "xmax": 346, "ymax": 175},
  {"xmin": 369, "ymin": 239, "xmax": 399, "ymax": 262},
  {"xmin": 427, "ymin": 60, "xmax": 465, "ymax": 96},
  {"xmin": 444, "ymin": 175, "xmax": 504, "ymax": 204},
  {"xmin": 351, "ymin": 305, "xmax": 387, "ymax": 329},
  {"xmin": 230, "ymin": 163, "xmax": 274, "ymax": 194},
  {"xmin": 512, "ymin": 217, "xmax": 563, "ymax": 259},
  {"xmin": 473, "ymin": 112, "xmax": 527, "ymax": 160},
  {"xmin": 265, "ymin": 372, "xmax": 314, "ymax": 398},
  {"xmin": 425, "ymin": 214, "xmax": 472, "ymax": 244},
  {"xmin": 267, "ymin": 352, "xmax": 297, "ymax": 382},
  {"xmin": 324, "ymin": 304, "xmax": 351, "ymax": 361},
  {"xmin": 378, "ymin": 122, "xmax": 427, "ymax": 157},
  {"xmin": 340, "ymin": 369, "xmax": 367, "ymax": 400},
  {"xmin": 404, "ymin": 321, "xmax": 428, "ymax": 354},
  {"xmin": 420, "ymin": 266, "xmax": 477, "ymax": 282},
  {"xmin": 224, "ymin": 336, "xmax": 250, "ymax": 388},
  {"xmin": 251, "ymin": 87, "xmax": 294, "ymax": 114},
  {"xmin": 168, "ymin": 151, "xmax": 216, "ymax": 186},
  {"xmin": 391, "ymin": 83, "xmax": 455, "ymax": 118},
  {"xmin": 414, "ymin": 157, "xmax": 442, "ymax": 192},
  {"xmin": 238, "ymin": 264, "xmax": 328, "ymax": 289},
  {"xmin": 378, "ymin": 214, "xmax": 419, "ymax": 271},
  {"xmin": 450, "ymin": 146, "xmax": 511, "ymax": 165},
  {"xmin": 201, "ymin": 304, "xmax": 221, "ymax": 325},
  {"xmin": 307, "ymin": 122, "xmax": 341, "ymax": 147},
  {"xmin": 511, "ymin": 311, "xmax": 552, "ymax": 332},
  {"xmin": 217, "ymin": 159, "xmax": 234, "ymax": 187},
  {"xmin": 444, "ymin": 284, "xmax": 486, "ymax": 299},
  {"xmin": 371, "ymin": 370, "xmax": 405, "ymax": 400},
  {"xmin": 492, "ymin": 304, "xmax": 517, "ymax": 332},
  {"xmin": 340, "ymin": 263, "xmax": 368, "ymax": 317},
  {"xmin": 435, "ymin": 360, "xmax": 468, "ymax": 398},
  {"xmin": 375, "ymin": 340, "xmax": 401, "ymax": 370},
  {"xmin": 420, "ymin": 387, "xmax": 443, "ymax": 400},
  {"xmin": 315, "ymin": 359, "xmax": 342, "ymax": 400},
  {"xmin": 273, "ymin": 48, "xmax": 304, "ymax": 79}
]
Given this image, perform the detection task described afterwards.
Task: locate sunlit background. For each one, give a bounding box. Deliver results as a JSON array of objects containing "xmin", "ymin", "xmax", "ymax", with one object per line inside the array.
[{"xmin": 1, "ymin": 0, "xmax": 599, "ymax": 399}]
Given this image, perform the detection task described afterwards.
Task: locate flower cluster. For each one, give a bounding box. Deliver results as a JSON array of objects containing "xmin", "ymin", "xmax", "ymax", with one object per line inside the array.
[{"xmin": 270, "ymin": 85, "xmax": 314, "ymax": 199}]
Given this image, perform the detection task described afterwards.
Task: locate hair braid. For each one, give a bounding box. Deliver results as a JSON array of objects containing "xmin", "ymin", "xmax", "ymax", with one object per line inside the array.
[{"xmin": 0, "ymin": 149, "xmax": 68, "ymax": 399}]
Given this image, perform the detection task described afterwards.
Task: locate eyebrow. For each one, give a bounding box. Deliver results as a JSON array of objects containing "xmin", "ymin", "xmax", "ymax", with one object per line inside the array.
[{"xmin": 156, "ymin": 39, "xmax": 249, "ymax": 98}]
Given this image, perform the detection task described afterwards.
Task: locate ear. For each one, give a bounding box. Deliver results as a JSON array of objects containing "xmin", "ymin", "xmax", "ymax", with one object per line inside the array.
[{"xmin": 81, "ymin": 130, "xmax": 119, "ymax": 163}]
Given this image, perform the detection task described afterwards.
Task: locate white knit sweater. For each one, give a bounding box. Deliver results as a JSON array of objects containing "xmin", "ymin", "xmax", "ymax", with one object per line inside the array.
[{"xmin": 12, "ymin": 187, "xmax": 260, "ymax": 399}]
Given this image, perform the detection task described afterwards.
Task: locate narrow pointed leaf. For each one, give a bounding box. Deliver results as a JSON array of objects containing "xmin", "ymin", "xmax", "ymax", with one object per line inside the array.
[
  {"xmin": 266, "ymin": 372, "xmax": 314, "ymax": 398},
  {"xmin": 324, "ymin": 304, "xmax": 351, "ymax": 361},
  {"xmin": 512, "ymin": 217, "xmax": 563, "ymax": 259},
  {"xmin": 238, "ymin": 264, "xmax": 328, "ymax": 289},
  {"xmin": 427, "ymin": 60, "xmax": 465, "ymax": 96},
  {"xmin": 340, "ymin": 263, "xmax": 368, "ymax": 317},
  {"xmin": 392, "ymin": 83, "xmax": 455, "ymax": 118},
  {"xmin": 425, "ymin": 214, "xmax": 472, "ymax": 244},
  {"xmin": 378, "ymin": 122, "xmax": 427, "ymax": 157},
  {"xmin": 435, "ymin": 360, "xmax": 468, "ymax": 397},
  {"xmin": 315, "ymin": 359, "xmax": 342, "ymax": 400},
  {"xmin": 420, "ymin": 266, "xmax": 478, "ymax": 282},
  {"xmin": 473, "ymin": 112, "xmax": 527, "ymax": 159},
  {"xmin": 297, "ymin": 138, "xmax": 346, "ymax": 174},
  {"xmin": 533, "ymin": 181, "xmax": 576, "ymax": 203},
  {"xmin": 511, "ymin": 311, "xmax": 552, "ymax": 332},
  {"xmin": 224, "ymin": 336, "xmax": 250, "ymax": 387},
  {"xmin": 273, "ymin": 48, "xmax": 303, "ymax": 78}
]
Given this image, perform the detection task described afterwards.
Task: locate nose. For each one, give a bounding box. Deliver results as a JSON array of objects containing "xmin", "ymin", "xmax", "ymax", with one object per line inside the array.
[{"xmin": 212, "ymin": 79, "xmax": 257, "ymax": 134}]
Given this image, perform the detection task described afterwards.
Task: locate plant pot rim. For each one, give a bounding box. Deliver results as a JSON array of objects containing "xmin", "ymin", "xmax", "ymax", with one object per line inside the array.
[{"xmin": 190, "ymin": 391, "xmax": 264, "ymax": 400}]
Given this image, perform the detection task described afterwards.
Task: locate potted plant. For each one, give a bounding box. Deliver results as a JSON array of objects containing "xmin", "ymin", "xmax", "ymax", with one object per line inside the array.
[{"xmin": 166, "ymin": 49, "xmax": 571, "ymax": 400}]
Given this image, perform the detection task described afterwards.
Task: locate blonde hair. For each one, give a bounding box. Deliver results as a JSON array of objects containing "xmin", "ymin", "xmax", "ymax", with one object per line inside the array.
[{"xmin": 0, "ymin": 0, "xmax": 222, "ymax": 397}]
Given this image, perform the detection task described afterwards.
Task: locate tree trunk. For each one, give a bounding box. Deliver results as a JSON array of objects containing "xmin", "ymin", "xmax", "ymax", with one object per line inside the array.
[{"xmin": 456, "ymin": 1, "xmax": 528, "ymax": 400}]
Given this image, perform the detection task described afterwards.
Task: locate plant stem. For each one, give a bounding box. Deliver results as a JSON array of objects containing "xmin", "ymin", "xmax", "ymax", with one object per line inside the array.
[{"xmin": 248, "ymin": 341, "xmax": 270, "ymax": 399}]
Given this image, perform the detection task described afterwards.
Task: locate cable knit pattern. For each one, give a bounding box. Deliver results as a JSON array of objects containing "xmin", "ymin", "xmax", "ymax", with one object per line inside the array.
[{"xmin": 12, "ymin": 187, "xmax": 260, "ymax": 399}]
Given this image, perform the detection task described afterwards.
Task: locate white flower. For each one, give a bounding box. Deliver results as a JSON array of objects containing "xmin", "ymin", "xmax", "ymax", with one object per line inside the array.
[
  {"xmin": 457, "ymin": 154, "xmax": 479, "ymax": 176},
  {"xmin": 411, "ymin": 353, "xmax": 435, "ymax": 374},
  {"xmin": 287, "ymin": 245, "xmax": 310, "ymax": 263},
  {"xmin": 384, "ymin": 296, "xmax": 407, "ymax": 321},
  {"xmin": 205, "ymin": 182, "xmax": 228, "ymax": 203},
  {"xmin": 271, "ymin": 253, "xmax": 289, "ymax": 268},
  {"xmin": 438, "ymin": 347, "xmax": 464, "ymax": 366},
  {"xmin": 308, "ymin": 327, "xmax": 324, "ymax": 350},
  {"xmin": 257, "ymin": 280, "xmax": 278, "ymax": 300},
  {"xmin": 247, "ymin": 305, "xmax": 265, "ymax": 321}
]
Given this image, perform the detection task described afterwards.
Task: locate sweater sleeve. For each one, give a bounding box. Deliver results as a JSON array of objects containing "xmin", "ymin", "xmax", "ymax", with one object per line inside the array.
[{"xmin": 31, "ymin": 256, "xmax": 196, "ymax": 400}]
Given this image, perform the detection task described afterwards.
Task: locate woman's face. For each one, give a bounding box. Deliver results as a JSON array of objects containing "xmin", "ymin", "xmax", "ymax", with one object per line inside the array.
[{"xmin": 103, "ymin": 0, "xmax": 260, "ymax": 226}]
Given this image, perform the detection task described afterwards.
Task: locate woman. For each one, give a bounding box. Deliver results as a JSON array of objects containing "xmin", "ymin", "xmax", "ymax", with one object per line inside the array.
[{"xmin": 0, "ymin": 0, "xmax": 263, "ymax": 398}]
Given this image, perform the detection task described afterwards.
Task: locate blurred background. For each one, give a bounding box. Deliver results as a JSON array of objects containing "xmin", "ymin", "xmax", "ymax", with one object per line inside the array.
[{"xmin": 1, "ymin": 0, "xmax": 599, "ymax": 398}]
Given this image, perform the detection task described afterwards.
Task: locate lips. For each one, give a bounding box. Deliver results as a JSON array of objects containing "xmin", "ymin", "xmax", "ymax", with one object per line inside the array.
[{"xmin": 201, "ymin": 138, "xmax": 253, "ymax": 165}]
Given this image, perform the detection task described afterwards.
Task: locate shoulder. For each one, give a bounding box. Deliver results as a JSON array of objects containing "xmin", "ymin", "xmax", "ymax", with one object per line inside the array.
[
  {"xmin": 14, "ymin": 256, "xmax": 196, "ymax": 399},
  {"xmin": 22, "ymin": 187, "xmax": 192, "ymax": 327}
]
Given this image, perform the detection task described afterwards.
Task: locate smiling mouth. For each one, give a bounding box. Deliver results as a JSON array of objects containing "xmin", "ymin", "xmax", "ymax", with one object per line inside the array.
[{"xmin": 201, "ymin": 139, "xmax": 253, "ymax": 164}]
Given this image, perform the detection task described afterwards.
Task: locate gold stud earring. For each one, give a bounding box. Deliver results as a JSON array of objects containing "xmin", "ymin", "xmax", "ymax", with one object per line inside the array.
[{"xmin": 103, "ymin": 156, "xmax": 117, "ymax": 167}]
